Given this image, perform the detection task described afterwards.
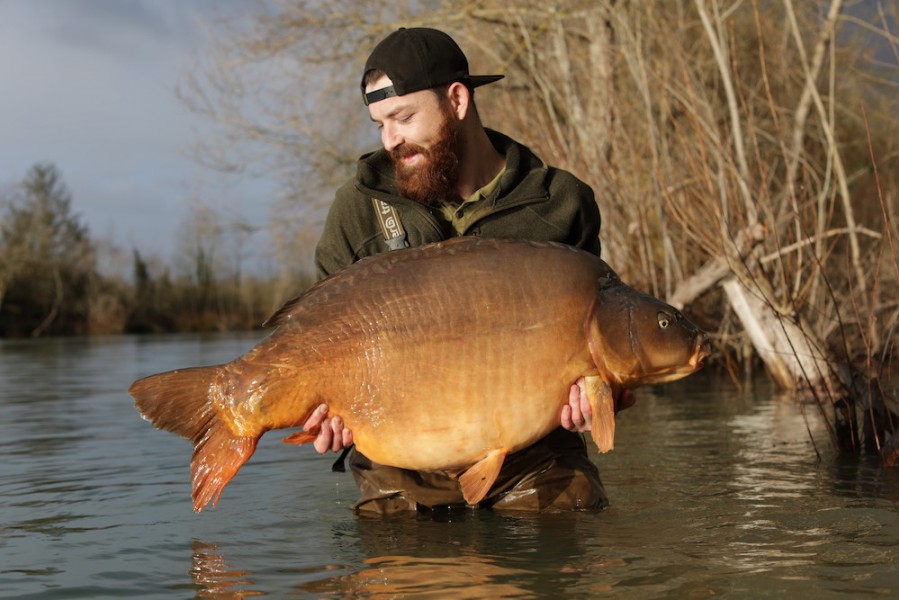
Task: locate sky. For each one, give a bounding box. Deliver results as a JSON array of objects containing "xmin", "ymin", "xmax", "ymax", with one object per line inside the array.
[{"xmin": 0, "ymin": 0, "xmax": 275, "ymax": 267}]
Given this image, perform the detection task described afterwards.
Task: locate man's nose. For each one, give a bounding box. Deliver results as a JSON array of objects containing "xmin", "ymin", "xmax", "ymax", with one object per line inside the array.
[{"xmin": 381, "ymin": 124, "xmax": 403, "ymax": 152}]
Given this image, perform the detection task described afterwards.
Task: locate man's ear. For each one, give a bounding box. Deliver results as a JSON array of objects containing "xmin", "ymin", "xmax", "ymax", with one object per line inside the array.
[{"xmin": 445, "ymin": 82, "xmax": 471, "ymax": 121}]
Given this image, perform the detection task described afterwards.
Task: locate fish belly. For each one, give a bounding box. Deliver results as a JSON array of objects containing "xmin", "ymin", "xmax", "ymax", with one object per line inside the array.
[{"xmin": 346, "ymin": 330, "xmax": 595, "ymax": 470}]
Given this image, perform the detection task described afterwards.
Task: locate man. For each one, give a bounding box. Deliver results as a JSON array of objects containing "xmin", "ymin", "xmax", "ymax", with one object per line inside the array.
[{"xmin": 305, "ymin": 27, "xmax": 609, "ymax": 514}]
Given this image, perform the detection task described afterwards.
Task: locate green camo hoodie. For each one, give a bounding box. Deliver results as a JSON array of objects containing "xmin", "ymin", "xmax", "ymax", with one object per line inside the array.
[{"xmin": 314, "ymin": 129, "xmax": 601, "ymax": 278}]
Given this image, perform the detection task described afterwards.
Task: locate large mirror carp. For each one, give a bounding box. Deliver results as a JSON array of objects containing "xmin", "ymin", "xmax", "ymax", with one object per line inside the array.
[{"xmin": 130, "ymin": 237, "xmax": 710, "ymax": 512}]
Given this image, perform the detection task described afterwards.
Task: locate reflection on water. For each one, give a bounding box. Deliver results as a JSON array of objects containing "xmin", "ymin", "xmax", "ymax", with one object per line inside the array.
[
  {"xmin": 2, "ymin": 334, "xmax": 899, "ymax": 598},
  {"xmin": 190, "ymin": 510, "xmax": 607, "ymax": 599},
  {"xmin": 299, "ymin": 554, "xmax": 531, "ymax": 599},
  {"xmin": 191, "ymin": 540, "xmax": 264, "ymax": 598}
]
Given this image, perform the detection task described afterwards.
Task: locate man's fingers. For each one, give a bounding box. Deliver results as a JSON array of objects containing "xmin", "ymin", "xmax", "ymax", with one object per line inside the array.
[
  {"xmin": 561, "ymin": 404, "xmax": 574, "ymax": 430},
  {"xmin": 330, "ymin": 416, "xmax": 345, "ymax": 452},
  {"xmin": 313, "ymin": 418, "xmax": 333, "ymax": 454},
  {"xmin": 303, "ymin": 403, "xmax": 328, "ymax": 430},
  {"xmin": 560, "ymin": 377, "xmax": 591, "ymax": 433},
  {"xmin": 562, "ymin": 381, "xmax": 588, "ymax": 431}
]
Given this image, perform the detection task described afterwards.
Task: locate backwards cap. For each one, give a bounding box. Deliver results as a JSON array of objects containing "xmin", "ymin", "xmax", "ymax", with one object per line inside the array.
[{"xmin": 362, "ymin": 27, "xmax": 504, "ymax": 105}]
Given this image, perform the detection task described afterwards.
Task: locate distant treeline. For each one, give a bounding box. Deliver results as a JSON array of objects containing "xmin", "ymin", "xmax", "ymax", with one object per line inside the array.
[{"xmin": 0, "ymin": 164, "xmax": 313, "ymax": 337}]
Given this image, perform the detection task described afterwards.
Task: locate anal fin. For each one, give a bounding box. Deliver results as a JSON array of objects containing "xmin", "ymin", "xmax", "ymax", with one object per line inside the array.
[
  {"xmin": 457, "ymin": 449, "xmax": 507, "ymax": 505},
  {"xmin": 585, "ymin": 375, "xmax": 616, "ymax": 453}
]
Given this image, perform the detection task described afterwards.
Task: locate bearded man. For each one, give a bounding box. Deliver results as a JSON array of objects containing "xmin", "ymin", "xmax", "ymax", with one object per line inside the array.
[{"xmin": 308, "ymin": 27, "xmax": 611, "ymax": 514}]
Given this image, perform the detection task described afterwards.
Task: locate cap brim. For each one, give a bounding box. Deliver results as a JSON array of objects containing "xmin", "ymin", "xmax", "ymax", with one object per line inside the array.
[{"xmin": 470, "ymin": 74, "xmax": 504, "ymax": 88}]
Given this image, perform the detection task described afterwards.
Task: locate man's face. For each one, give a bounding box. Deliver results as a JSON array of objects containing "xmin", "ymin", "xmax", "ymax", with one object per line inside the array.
[{"xmin": 366, "ymin": 76, "xmax": 462, "ymax": 205}]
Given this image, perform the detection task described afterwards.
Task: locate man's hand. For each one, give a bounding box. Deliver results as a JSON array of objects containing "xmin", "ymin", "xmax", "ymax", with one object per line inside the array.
[
  {"xmin": 303, "ymin": 404, "xmax": 354, "ymax": 454},
  {"xmin": 561, "ymin": 377, "xmax": 592, "ymax": 432},
  {"xmin": 560, "ymin": 377, "xmax": 636, "ymax": 432}
]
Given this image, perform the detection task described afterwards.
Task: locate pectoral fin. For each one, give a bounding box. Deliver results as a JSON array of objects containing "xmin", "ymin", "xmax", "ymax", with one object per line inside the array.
[
  {"xmin": 457, "ymin": 449, "xmax": 507, "ymax": 505},
  {"xmin": 585, "ymin": 375, "xmax": 616, "ymax": 453},
  {"xmin": 282, "ymin": 430, "xmax": 317, "ymax": 445}
]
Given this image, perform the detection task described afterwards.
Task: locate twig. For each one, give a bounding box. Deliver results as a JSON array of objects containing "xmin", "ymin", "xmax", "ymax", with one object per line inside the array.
[
  {"xmin": 782, "ymin": 0, "xmax": 866, "ymax": 293},
  {"xmin": 694, "ymin": 0, "xmax": 755, "ymax": 221},
  {"xmin": 758, "ymin": 226, "xmax": 883, "ymax": 265}
]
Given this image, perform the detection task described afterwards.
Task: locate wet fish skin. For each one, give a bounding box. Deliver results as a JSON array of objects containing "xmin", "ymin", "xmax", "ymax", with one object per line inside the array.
[{"xmin": 130, "ymin": 237, "xmax": 710, "ymax": 512}]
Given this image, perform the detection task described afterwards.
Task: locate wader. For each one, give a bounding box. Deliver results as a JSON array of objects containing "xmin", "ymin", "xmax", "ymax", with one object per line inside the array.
[{"xmin": 349, "ymin": 427, "xmax": 608, "ymax": 514}]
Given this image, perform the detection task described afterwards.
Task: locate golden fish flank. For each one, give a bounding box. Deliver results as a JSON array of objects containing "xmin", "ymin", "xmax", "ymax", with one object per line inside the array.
[{"xmin": 130, "ymin": 237, "xmax": 710, "ymax": 512}]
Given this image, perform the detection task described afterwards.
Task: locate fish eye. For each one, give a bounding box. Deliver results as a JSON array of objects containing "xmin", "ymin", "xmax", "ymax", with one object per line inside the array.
[{"xmin": 657, "ymin": 312, "xmax": 670, "ymax": 329}]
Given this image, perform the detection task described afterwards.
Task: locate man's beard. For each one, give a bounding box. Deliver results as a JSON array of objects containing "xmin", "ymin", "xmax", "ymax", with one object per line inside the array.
[{"xmin": 390, "ymin": 107, "xmax": 461, "ymax": 206}]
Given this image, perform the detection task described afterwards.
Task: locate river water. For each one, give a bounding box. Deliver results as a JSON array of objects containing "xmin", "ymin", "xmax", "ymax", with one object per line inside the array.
[{"xmin": 1, "ymin": 332, "xmax": 897, "ymax": 598}]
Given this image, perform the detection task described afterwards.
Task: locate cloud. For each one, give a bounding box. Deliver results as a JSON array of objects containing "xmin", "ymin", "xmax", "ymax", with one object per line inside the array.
[{"xmin": 0, "ymin": 0, "xmax": 270, "ymax": 262}]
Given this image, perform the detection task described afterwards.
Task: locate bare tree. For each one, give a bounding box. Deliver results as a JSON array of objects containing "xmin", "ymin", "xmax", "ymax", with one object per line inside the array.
[{"xmin": 0, "ymin": 163, "xmax": 96, "ymax": 336}]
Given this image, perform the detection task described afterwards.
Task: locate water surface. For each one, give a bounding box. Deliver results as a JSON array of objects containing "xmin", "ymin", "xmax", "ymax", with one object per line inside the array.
[{"xmin": 1, "ymin": 333, "xmax": 897, "ymax": 598}]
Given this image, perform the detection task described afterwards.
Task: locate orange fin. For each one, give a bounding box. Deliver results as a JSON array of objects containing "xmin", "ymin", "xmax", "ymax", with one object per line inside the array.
[
  {"xmin": 130, "ymin": 366, "xmax": 221, "ymax": 441},
  {"xmin": 129, "ymin": 365, "xmax": 262, "ymax": 513},
  {"xmin": 191, "ymin": 424, "xmax": 259, "ymax": 512},
  {"xmin": 282, "ymin": 430, "xmax": 317, "ymax": 445},
  {"xmin": 584, "ymin": 375, "xmax": 616, "ymax": 453},
  {"xmin": 457, "ymin": 449, "xmax": 507, "ymax": 505}
]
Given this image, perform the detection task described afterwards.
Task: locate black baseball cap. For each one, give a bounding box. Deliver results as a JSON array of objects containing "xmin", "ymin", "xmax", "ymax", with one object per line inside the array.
[{"xmin": 361, "ymin": 27, "xmax": 504, "ymax": 106}]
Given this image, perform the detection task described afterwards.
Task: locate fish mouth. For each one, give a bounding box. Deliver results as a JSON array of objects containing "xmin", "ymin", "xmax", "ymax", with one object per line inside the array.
[{"xmin": 631, "ymin": 336, "xmax": 711, "ymax": 385}]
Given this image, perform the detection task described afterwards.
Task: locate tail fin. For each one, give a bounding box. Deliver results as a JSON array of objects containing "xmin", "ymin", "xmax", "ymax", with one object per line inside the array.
[{"xmin": 129, "ymin": 367, "xmax": 258, "ymax": 512}]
